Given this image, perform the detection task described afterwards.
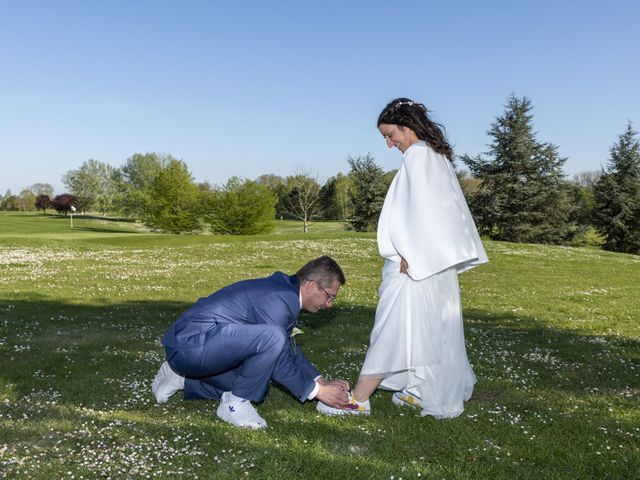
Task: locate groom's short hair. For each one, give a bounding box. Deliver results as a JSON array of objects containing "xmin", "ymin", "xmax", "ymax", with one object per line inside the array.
[{"xmin": 296, "ymin": 256, "xmax": 346, "ymax": 289}]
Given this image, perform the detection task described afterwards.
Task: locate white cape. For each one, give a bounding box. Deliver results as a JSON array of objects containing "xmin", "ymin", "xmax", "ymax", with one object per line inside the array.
[{"xmin": 377, "ymin": 141, "xmax": 487, "ymax": 280}]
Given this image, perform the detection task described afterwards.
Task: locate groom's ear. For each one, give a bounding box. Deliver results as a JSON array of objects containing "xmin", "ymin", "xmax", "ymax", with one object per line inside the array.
[
  {"xmin": 300, "ymin": 280, "xmax": 312, "ymax": 296},
  {"xmin": 300, "ymin": 280, "xmax": 315, "ymax": 299}
]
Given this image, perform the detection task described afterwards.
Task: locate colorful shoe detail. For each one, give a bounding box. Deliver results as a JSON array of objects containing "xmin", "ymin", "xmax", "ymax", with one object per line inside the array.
[
  {"xmin": 392, "ymin": 389, "xmax": 421, "ymax": 409},
  {"xmin": 316, "ymin": 392, "xmax": 371, "ymax": 416},
  {"xmin": 342, "ymin": 398, "xmax": 369, "ymax": 412}
]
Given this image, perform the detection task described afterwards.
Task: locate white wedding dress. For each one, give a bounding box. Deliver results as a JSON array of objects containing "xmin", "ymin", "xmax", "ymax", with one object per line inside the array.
[
  {"xmin": 360, "ymin": 141, "xmax": 487, "ymax": 419},
  {"xmin": 360, "ymin": 260, "xmax": 476, "ymax": 418}
]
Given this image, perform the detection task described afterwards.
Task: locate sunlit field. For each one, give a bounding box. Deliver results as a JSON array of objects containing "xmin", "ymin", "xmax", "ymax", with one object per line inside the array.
[{"xmin": 1, "ymin": 212, "xmax": 638, "ymax": 479}]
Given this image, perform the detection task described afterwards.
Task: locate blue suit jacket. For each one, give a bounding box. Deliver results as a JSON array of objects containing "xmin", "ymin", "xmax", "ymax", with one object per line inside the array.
[{"xmin": 161, "ymin": 272, "xmax": 320, "ymax": 400}]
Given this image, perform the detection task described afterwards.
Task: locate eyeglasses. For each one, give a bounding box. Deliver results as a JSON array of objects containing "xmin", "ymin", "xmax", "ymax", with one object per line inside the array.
[{"xmin": 317, "ymin": 284, "xmax": 337, "ymax": 304}]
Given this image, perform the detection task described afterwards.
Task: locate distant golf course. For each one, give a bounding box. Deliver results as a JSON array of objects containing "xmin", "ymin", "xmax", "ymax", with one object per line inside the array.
[{"xmin": 1, "ymin": 212, "xmax": 638, "ymax": 479}]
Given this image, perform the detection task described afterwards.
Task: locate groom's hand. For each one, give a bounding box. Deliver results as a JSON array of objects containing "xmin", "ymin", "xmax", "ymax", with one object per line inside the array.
[
  {"xmin": 320, "ymin": 378, "xmax": 349, "ymax": 391},
  {"xmin": 316, "ymin": 379, "xmax": 349, "ymax": 407},
  {"xmin": 317, "ymin": 378, "xmax": 350, "ymax": 392}
]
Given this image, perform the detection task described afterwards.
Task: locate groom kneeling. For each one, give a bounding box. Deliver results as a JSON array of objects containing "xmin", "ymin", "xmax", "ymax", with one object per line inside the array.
[{"xmin": 151, "ymin": 256, "xmax": 350, "ymax": 429}]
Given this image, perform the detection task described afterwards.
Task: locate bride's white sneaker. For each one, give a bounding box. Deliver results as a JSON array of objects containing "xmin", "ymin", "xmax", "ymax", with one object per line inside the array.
[
  {"xmin": 316, "ymin": 392, "xmax": 370, "ymax": 416},
  {"xmin": 392, "ymin": 389, "xmax": 421, "ymax": 409},
  {"xmin": 152, "ymin": 361, "xmax": 185, "ymax": 403},
  {"xmin": 217, "ymin": 392, "xmax": 267, "ymax": 429}
]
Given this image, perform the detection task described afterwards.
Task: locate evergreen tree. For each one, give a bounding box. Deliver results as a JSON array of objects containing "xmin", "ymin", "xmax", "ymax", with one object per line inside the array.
[
  {"xmin": 318, "ymin": 176, "xmax": 338, "ymax": 220},
  {"xmin": 347, "ymin": 154, "xmax": 387, "ymax": 232},
  {"xmin": 592, "ymin": 123, "xmax": 640, "ymax": 254},
  {"xmin": 143, "ymin": 159, "xmax": 201, "ymax": 234},
  {"xmin": 205, "ymin": 177, "xmax": 276, "ymax": 235},
  {"xmin": 461, "ymin": 95, "xmax": 576, "ymax": 244}
]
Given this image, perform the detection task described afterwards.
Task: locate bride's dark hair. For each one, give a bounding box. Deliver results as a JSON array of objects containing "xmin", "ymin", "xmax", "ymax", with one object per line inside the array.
[{"xmin": 377, "ymin": 98, "xmax": 453, "ymax": 160}]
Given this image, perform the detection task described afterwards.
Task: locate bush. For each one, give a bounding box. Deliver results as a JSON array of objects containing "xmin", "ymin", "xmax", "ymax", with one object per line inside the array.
[{"xmin": 205, "ymin": 178, "xmax": 276, "ymax": 235}]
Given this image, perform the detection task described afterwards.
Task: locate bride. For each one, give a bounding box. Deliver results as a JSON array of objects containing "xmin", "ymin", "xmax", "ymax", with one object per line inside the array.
[{"xmin": 319, "ymin": 97, "xmax": 488, "ymax": 419}]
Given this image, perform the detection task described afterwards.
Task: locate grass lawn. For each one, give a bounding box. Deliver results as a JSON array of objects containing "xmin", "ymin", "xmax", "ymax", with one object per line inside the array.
[{"xmin": 0, "ymin": 212, "xmax": 638, "ymax": 479}]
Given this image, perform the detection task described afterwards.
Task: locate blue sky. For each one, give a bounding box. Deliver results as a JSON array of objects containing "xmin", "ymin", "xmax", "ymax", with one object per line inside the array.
[{"xmin": 1, "ymin": 0, "xmax": 639, "ymax": 196}]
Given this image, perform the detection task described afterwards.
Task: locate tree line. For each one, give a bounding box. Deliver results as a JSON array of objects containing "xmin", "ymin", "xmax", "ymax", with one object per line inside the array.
[{"xmin": 2, "ymin": 94, "xmax": 638, "ymax": 254}]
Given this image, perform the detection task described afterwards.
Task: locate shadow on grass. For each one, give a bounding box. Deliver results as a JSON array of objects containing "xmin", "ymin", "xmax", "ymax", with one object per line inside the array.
[
  {"xmin": 70, "ymin": 225, "xmax": 144, "ymax": 234},
  {"xmin": 464, "ymin": 307, "xmax": 640, "ymax": 358},
  {"xmin": 37, "ymin": 213, "xmax": 144, "ymax": 234},
  {"xmin": 0, "ymin": 299, "xmax": 360, "ymax": 400},
  {"xmin": 38, "ymin": 213, "xmax": 136, "ymax": 223},
  {"xmin": 2, "ymin": 299, "xmax": 638, "ymax": 479},
  {"xmin": 1, "ymin": 299, "xmax": 638, "ymax": 403}
]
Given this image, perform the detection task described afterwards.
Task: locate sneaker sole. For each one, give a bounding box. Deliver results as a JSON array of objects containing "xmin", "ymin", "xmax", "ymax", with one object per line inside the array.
[{"xmin": 316, "ymin": 403, "xmax": 370, "ymax": 416}]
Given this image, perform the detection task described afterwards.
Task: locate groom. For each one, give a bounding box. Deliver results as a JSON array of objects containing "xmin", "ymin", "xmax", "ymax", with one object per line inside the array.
[{"xmin": 152, "ymin": 256, "xmax": 350, "ymax": 429}]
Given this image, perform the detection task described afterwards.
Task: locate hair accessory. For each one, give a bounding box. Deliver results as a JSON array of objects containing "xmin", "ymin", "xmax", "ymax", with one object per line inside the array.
[{"xmin": 393, "ymin": 100, "xmax": 415, "ymax": 110}]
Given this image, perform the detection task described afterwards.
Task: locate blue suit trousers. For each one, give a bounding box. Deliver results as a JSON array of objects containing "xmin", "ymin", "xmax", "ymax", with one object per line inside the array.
[{"xmin": 165, "ymin": 323, "xmax": 315, "ymax": 402}]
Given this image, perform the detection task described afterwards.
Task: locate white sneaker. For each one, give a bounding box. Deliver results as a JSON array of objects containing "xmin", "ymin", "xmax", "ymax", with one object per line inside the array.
[
  {"xmin": 392, "ymin": 389, "xmax": 421, "ymax": 409},
  {"xmin": 216, "ymin": 392, "xmax": 267, "ymax": 429},
  {"xmin": 152, "ymin": 361, "xmax": 185, "ymax": 403},
  {"xmin": 316, "ymin": 392, "xmax": 370, "ymax": 416}
]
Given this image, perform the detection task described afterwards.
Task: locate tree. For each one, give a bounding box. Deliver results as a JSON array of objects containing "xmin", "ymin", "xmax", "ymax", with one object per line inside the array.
[
  {"xmin": 63, "ymin": 159, "xmax": 117, "ymax": 215},
  {"xmin": 204, "ymin": 177, "xmax": 276, "ymax": 234},
  {"xmin": 456, "ymin": 167, "xmax": 481, "ymax": 200},
  {"xmin": 461, "ymin": 95, "xmax": 577, "ymax": 244},
  {"xmin": 592, "ymin": 123, "xmax": 640, "ymax": 254},
  {"xmin": 1, "ymin": 194, "xmax": 18, "ymax": 211},
  {"xmin": 333, "ymin": 173, "xmax": 354, "ymax": 221},
  {"xmin": 347, "ymin": 154, "xmax": 388, "ymax": 232},
  {"xmin": 319, "ymin": 173, "xmax": 353, "ymax": 221},
  {"xmin": 113, "ymin": 153, "xmax": 167, "ymax": 218},
  {"xmin": 16, "ymin": 189, "xmax": 37, "ymax": 211},
  {"xmin": 27, "ymin": 183, "xmax": 54, "ymax": 197},
  {"xmin": 143, "ymin": 159, "xmax": 201, "ymax": 234},
  {"xmin": 35, "ymin": 194, "xmax": 53, "ymax": 213},
  {"xmin": 283, "ymin": 170, "xmax": 323, "ymax": 233},
  {"xmin": 571, "ymin": 170, "xmax": 602, "ymax": 229},
  {"xmin": 319, "ymin": 177, "xmax": 338, "ymax": 220},
  {"xmin": 51, "ymin": 194, "xmax": 78, "ymax": 214},
  {"xmin": 573, "ymin": 170, "xmax": 602, "ymax": 190},
  {"xmin": 256, "ymin": 174, "xmax": 289, "ymax": 219}
]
